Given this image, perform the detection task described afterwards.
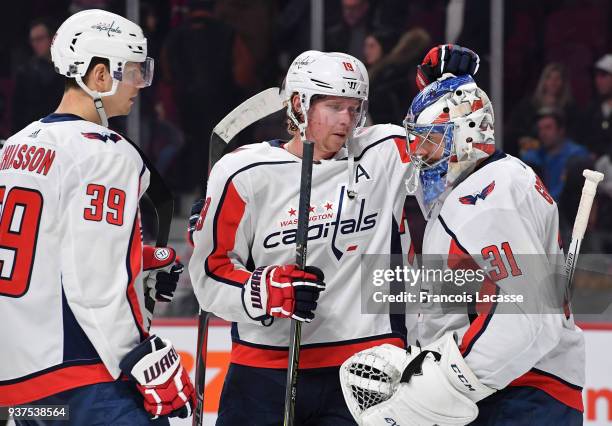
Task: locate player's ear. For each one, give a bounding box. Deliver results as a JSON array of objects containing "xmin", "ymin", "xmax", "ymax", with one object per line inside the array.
[
  {"xmin": 291, "ymin": 93, "xmax": 302, "ymax": 111},
  {"xmin": 88, "ymin": 63, "xmax": 112, "ymax": 92}
]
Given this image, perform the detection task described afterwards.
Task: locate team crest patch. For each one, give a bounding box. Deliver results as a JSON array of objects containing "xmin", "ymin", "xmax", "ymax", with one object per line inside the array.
[
  {"xmin": 81, "ymin": 132, "xmax": 122, "ymax": 143},
  {"xmin": 459, "ymin": 181, "xmax": 495, "ymax": 205},
  {"xmin": 154, "ymin": 248, "xmax": 171, "ymax": 261}
]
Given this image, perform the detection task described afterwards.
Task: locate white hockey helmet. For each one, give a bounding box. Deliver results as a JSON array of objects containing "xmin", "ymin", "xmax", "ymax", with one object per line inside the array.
[
  {"xmin": 282, "ymin": 50, "xmax": 369, "ymax": 134},
  {"xmin": 403, "ymin": 75, "xmax": 495, "ymax": 218},
  {"xmin": 51, "ymin": 9, "xmax": 153, "ymax": 125}
]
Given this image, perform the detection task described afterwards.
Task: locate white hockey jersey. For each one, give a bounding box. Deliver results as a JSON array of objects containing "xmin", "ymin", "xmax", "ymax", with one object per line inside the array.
[
  {"xmin": 189, "ymin": 124, "xmax": 414, "ymax": 369},
  {"xmin": 0, "ymin": 114, "xmax": 150, "ymax": 405},
  {"xmin": 410, "ymin": 151, "xmax": 585, "ymax": 412}
]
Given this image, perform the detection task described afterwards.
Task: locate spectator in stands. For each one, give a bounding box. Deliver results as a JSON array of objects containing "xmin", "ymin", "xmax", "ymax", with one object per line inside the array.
[
  {"xmin": 161, "ymin": 0, "xmax": 253, "ymax": 193},
  {"xmin": 326, "ymin": 0, "xmax": 372, "ymax": 61},
  {"xmin": 506, "ymin": 62, "xmax": 578, "ymax": 156},
  {"xmin": 11, "ymin": 18, "xmax": 63, "ymax": 132},
  {"xmin": 520, "ymin": 108, "xmax": 590, "ymax": 201},
  {"xmin": 581, "ymin": 54, "xmax": 612, "ymax": 157},
  {"xmin": 365, "ymin": 28, "xmax": 430, "ymax": 124}
]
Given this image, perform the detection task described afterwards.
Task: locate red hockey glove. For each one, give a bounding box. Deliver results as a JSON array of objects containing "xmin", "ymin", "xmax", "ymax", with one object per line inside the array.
[
  {"xmin": 242, "ymin": 265, "xmax": 325, "ymax": 322},
  {"xmin": 120, "ymin": 336, "xmax": 195, "ymax": 419},
  {"xmin": 416, "ymin": 44, "xmax": 480, "ymax": 91},
  {"xmin": 143, "ymin": 246, "xmax": 184, "ymax": 303}
]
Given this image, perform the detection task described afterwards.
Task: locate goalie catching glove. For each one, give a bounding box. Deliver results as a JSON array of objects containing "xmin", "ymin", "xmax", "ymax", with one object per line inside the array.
[
  {"xmin": 416, "ymin": 44, "xmax": 480, "ymax": 91},
  {"xmin": 120, "ymin": 335, "xmax": 195, "ymax": 419},
  {"xmin": 340, "ymin": 333, "xmax": 496, "ymax": 425},
  {"xmin": 242, "ymin": 265, "xmax": 325, "ymax": 322}
]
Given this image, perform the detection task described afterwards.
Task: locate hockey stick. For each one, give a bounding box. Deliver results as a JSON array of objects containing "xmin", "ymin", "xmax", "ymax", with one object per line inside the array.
[
  {"xmin": 125, "ymin": 136, "xmax": 174, "ymax": 331},
  {"xmin": 209, "ymin": 87, "xmax": 285, "ymax": 167},
  {"xmin": 283, "ymin": 140, "xmax": 314, "ymax": 426},
  {"xmin": 563, "ymin": 169, "xmax": 604, "ymax": 302},
  {"xmin": 192, "ymin": 87, "xmax": 284, "ymax": 426}
]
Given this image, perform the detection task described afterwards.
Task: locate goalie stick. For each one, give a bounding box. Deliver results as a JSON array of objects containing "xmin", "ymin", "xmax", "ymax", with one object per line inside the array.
[
  {"xmin": 192, "ymin": 87, "xmax": 284, "ymax": 426},
  {"xmin": 564, "ymin": 169, "xmax": 604, "ymax": 304}
]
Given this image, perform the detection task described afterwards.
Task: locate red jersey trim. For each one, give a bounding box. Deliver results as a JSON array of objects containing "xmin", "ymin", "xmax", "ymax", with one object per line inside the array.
[
  {"xmin": 441, "ymin": 222, "xmax": 498, "ymax": 358},
  {"xmin": 0, "ymin": 362, "xmax": 115, "ymax": 405},
  {"xmin": 393, "ymin": 137, "xmax": 411, "ymax": 163},
  {"xmin": 510, "ymin": 369, "xmax": 584, "ymax": 412},
  {"xmin": 125, "ymin": 215, "xmax": 147, "ymax": 338},
  {"xmin": 206, "ymin": 181, "xmax": 251, "ymax": 287},
  {"xmin": 230, "ymin": 336, "xmax": 405, "ymax": 369}
]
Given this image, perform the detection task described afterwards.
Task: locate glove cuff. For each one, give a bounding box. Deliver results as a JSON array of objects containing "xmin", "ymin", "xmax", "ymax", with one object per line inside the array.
[
  {"xmin": 143, "ymin": 246, "xmax": 177, "ymax": 270},
  {"xmin": 242, "ymin": 265, "xmax": 274, "ymax": 321},
  {"xmin": 426, "ymin": 333, "xmax": 496, "ymax": 402},
  {"xmin": 120, "ymin": 336, "xmax": 181, "ymax": 386}
]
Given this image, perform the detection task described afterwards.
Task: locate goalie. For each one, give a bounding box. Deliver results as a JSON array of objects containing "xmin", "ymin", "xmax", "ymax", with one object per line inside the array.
[{"xmin": 340, "ymin": 66, "xmax": 584, "ymax": 425}]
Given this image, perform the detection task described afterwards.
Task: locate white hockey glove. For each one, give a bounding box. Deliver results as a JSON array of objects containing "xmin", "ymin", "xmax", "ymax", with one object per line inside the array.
[
  {"xmin": 143, "ymin": 246, "xmax": 184, "ymax": 303},
  {"xmin": 120, "ymin": 335, "xmax": 195, "ymax": 419},
  {"xmin": 340, "ymin": 333, "xmax": 496, "ymax": 426},
  {"xmin": 242, "ymin": 265, "xmax": 325, "ymax": 322}
]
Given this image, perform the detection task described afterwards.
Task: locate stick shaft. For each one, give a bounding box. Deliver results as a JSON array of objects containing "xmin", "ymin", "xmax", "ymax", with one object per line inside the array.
[
  {"xmin": 283, "ymin": 141, "xmax": 314, "ymax": 426},
  {"xmin": 564, "ymin": 170, "xmax": 604, "ymax": 300},
  {"xmin": 192, "ymin": 310, "xmax": 211, "ymax": 426}
]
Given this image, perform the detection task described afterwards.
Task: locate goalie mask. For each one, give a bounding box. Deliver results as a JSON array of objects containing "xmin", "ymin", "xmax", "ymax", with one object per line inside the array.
[
  {"xmin": 403, "ymin": 75, "xmax": 495, "ymax": 219},
  {"xmin": 51, "ymin": 9, "xmax": 153, "ymax": 126}
]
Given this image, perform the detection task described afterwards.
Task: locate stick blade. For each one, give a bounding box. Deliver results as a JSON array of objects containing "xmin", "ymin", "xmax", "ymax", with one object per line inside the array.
[{"xmin": 212, "ymin": 87, "xmax": 284, "ymax": 144}]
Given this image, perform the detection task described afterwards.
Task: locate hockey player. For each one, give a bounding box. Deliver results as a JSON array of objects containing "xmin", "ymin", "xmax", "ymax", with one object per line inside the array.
[
  {"xmin": 340, "ymin": 74, "xmax": 585, "ymax": 425},
  {"xmin": 0, "ymin": 10, "xmax": 194, "ymax": 424},
  {"xmin": 188, "ymin": 47, "xmax": 479, "ymax": 424}
]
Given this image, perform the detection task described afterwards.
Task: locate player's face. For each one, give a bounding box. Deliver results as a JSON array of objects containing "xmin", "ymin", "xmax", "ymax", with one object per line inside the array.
[
  {"xmin": 103, "ymin": 80, "xmax": 141, "ymax": 117},
  {"xmin": 410, "ymin": 131, "xmax": 446, "ymax": 165},
  {"xmin": 306, "ymin": 96, "xmax": 362, "ymax": 157},
  {"xmin": 99, "ymin": 61, "xmax": 151, "ymax": 118}
]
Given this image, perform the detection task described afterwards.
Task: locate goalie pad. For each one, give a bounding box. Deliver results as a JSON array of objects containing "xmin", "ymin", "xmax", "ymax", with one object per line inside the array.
[{"xmin": 340, "ymin": 334, "xmax": 496, "ymax": 425}]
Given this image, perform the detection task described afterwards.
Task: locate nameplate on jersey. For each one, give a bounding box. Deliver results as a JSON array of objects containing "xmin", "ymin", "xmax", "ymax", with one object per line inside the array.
[{"xmin": 0, "ymin": 143, "xmax": 56, "ymax": 177}]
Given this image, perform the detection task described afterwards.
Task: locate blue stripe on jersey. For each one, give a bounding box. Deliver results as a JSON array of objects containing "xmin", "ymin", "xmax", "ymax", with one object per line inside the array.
[
  {"xmin": 61, "ymin": 284, "xmax": 102, "ymax": 363},
  {"xmin": 40, "ymin": 113, "xmax": 85, "ymax": 123},
  {"xmin": 231, "ymin": 322, "xmax": 240, "ymax": 341},
  {"xmin": 389, "ymin": 212, "xmax": 408, "ymax": 344}
]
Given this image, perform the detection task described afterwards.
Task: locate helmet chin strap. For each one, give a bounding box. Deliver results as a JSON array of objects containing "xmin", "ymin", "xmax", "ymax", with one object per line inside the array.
[{"xmin": 75, "ymin": 76, "xmax": 119, "ymax": 127}]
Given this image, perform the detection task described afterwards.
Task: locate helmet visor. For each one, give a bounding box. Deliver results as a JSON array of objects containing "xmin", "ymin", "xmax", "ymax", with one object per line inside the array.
[{"xmin": 117, "ymin": 57, "xmax": 154, "ymax": 88}]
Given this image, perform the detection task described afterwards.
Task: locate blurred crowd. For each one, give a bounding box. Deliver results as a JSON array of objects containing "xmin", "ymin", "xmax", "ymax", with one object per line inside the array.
[{"xmin": 0, "ymin": 0, "xmax": 611, "ymax": 303}]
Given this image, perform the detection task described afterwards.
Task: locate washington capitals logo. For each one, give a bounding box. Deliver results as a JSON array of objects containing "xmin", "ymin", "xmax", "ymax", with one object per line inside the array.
[
  {"xmin": 459, "ymin": 181, "xmax": 495, "ymax": 205},
  {"xmin": 81, "ymin": 132, "xmax": 122, "ymax": 143},
  {"xmin": 263, "ymin": 186, "xmax": 379, "ymax": 261}
]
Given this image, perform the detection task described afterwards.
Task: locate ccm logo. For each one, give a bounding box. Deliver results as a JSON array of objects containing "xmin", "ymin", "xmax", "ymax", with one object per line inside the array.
[{"xmin": 450, "ymin": 364, "xmax": 476, "ymax": 391}]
